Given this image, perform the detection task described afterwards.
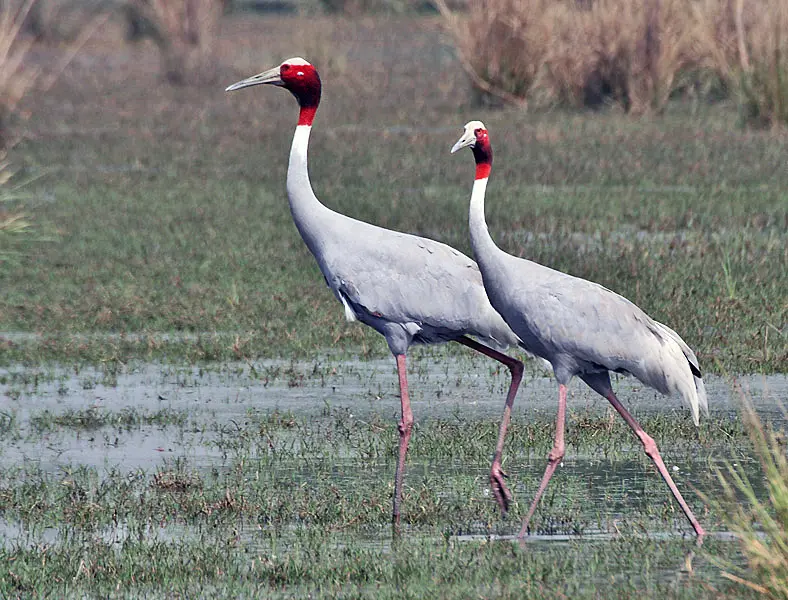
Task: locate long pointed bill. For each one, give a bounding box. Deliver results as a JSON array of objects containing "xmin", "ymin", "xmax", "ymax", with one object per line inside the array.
[
  {"xmin": 225, "ymin": 66, "xmax": 283, "ymax": 92},
  {"xmin": 451, "ymin": 132, "xmax": 476, "ymax": 154}
]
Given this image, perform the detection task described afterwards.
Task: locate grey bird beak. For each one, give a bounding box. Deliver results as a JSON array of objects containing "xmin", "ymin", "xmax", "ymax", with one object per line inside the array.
[
  {"xmin": 450, "ymin": 130, "xmax": 476, "ymax": 154},
  {"xmin": 225, "ymin": 66, "xmax": 283, "ymax": 92}
]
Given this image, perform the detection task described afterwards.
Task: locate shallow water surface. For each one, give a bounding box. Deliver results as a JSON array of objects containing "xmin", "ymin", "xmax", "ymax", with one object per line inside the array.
[
  {"xmin": 0, "ymin": 356, "xmax": 784, "ymax": 473},
  {"xmin": 0, "ymin": 357, "xmax": 783, "ymax": 595}
]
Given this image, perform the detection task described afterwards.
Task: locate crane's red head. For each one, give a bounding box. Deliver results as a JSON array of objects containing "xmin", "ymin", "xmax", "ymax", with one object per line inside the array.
[
  {"xmin": 225, "ymin": 57, "xmax": 321, "ymax": 126},
  {"xmin": 450, "ymin": 120, "xmax": 492, "ymax": 180}
]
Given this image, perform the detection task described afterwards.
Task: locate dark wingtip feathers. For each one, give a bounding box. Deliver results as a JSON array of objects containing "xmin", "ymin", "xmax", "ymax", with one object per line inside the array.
[{"xmin": 689, "ymin": 361, "xmax": 702, "ymax": 378}]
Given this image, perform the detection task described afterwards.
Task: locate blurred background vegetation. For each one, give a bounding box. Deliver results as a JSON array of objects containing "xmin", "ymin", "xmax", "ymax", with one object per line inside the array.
[
  {"xmin": 439, "ymin": 0, "xmax": 788, "ymax": 125},
  {"xmin": 1, "ymin": 0, "xmax": 787, "ymax": 141}
]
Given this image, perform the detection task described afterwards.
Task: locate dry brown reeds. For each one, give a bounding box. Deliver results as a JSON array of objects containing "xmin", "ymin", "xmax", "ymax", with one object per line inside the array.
[
  {"xmin": 439, "ymin": 0, "xmax": 697, "ymax": 113},
  {"xmin": 436, "ymin": 0, "xmax": 552, "ymax": 107},
  {"xmin": 19, "ymin": 0, "xmax": 107, "ymax": 42},
  {"xmin": 693, "ymin": 0, "xmax": 788, "ymax": 126},
  {"xmin": 548, "ymin": 0, "xmax": 695, "ymax": 113},
  {"xmin": 0, "ymin": 0, "xmax": 40, "ymax": 149},
  {"xmin": 127, "ymin": 0, "xmax": 226, "ymax": 84},
  {"xmin": 0, "ymin": 0, "xmax": 108, "ymax": 150},
  {"xmin": 440, "ymin": 0, "xmax": 787, "ymax": 122}
]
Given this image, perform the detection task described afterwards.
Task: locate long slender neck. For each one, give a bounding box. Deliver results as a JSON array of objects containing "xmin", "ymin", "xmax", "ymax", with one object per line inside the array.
[
  {"xmin": 286, "ymin": 108, "xmax": 331, "ymax": 253},
  {"xmin": 468, "ymin": 176, "xmax": 502, "ymax": 268}
]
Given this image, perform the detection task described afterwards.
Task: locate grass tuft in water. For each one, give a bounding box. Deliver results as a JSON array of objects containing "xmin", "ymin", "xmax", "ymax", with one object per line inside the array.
[
  {"xmin": 29, "ymin": 406, "xmax": 187, "ymax": 432},
  {"xmin": 712, "ymin": 385, "xmax": 788, "ymax": 599}
]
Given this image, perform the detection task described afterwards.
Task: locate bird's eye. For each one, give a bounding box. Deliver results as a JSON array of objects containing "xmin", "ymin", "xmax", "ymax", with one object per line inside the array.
[
  {"xmin": 281, "ymin": 64, "xmax": 290, "ymax": 72},
  {"xmin": 297, "ymin": 71, "xmax": 304, "ymax": 77}
]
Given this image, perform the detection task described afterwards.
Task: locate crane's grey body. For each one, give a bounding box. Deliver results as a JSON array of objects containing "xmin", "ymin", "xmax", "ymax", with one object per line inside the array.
[
  {"xmin": 288, "ymin": 126, "xmax": 520, "ymax": 356},
  {"xmin": 478, "ymin": 245, "xmax": 706, "ymax": 418}
]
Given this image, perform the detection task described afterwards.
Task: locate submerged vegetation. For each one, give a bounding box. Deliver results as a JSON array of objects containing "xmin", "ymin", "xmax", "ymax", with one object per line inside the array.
[{"xmin": 0, "ymin": 359, "xmax": 782, "ymax": 597}]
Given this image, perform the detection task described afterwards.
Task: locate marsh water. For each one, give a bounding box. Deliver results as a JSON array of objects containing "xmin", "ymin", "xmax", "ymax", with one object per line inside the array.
[
  {"xmin": 1, "ymin": 355, "xmax": 784, "ymax": 464},
  {"xmin": 0, "ymin": 355, "xmax": 784, "ymax": 590}
]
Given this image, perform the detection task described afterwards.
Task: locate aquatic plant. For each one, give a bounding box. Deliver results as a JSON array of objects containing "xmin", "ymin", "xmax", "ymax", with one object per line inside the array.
[{"xmin": 714, "ymin": 385, "xmax": 788, "ymax": 598}]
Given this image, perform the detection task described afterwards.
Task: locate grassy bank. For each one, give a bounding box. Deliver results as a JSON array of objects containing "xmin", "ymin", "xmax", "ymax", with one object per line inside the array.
[{"xmin": 1, "ymin": 15, "xmax": 786, "ymax": 369}]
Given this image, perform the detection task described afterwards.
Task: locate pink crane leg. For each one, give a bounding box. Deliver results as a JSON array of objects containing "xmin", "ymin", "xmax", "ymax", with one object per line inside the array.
[
  {"xmin": 392, "ymin": 354, "xmax": 414, "ymax": 531},
  {"xmin": 605, "ymin": 391, "xmax": 706, "ymax": 537},
  {"xmin": 457, "ymin": 336, "xmax": 524, "ymax": 513},
  {"xmin": 518, "ymin": 383, "xmax": 568, "ymax": 538}
]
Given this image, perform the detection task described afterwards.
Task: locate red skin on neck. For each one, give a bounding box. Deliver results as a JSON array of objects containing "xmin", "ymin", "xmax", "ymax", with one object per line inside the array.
[
  {"xmin": 472, "ymin": 130, "xmax": 492, "ymax": 179},
  {"xmin": 298, "ymin": 106, "xmax": 317, "ymax": 126}
]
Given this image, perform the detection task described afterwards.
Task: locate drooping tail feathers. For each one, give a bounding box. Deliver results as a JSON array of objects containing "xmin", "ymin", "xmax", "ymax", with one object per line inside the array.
[{"xmin": 653, "ymin": 321, "xmax": 708, "ymax": 425}]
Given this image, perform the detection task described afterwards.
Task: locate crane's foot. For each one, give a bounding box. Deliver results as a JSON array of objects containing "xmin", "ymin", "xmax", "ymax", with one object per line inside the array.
[{"xmin": 490, "ymin": 462, "xmax": 512, "ymax": 514}]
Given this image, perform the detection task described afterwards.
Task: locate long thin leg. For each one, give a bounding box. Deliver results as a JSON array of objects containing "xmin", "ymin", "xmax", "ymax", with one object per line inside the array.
[
  {"xmin": 456, "ymin": 336, "xmax": 524, "ymax": 513},
  {"xmin": 605, "ymin": 390, "xmax": 706, "ymax": 537},
  {"xmin": 518, "ymin": 383, "xmax": 568, "ymax": 538},
  {"xmin": 392, "ymin": 353, "xmax": 414, "ymax": 532}
]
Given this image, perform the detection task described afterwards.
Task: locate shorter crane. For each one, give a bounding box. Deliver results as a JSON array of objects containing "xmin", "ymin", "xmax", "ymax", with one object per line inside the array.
[{"xmin": 452, "ymin": 120, "xmax": 707, "ymax": 538}]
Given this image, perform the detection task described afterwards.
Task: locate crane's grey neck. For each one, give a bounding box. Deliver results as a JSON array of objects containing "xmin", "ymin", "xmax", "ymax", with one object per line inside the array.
[
  {"xmin": 287, "ymin": 124, "xmax": 332, "ymax": 251},
  {"xmin": 468, "ymin": 177, "xmax": 502, "ymax": 265}
]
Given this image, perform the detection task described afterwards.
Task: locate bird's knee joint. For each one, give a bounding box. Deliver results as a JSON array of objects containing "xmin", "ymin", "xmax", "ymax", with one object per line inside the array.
[
  {"xmin": 509, "ymin": 360, "xmax": 524, "ymax": 381},
  {"xmin": 398, "ymin": 416, "xmax": 413, "ymax": 436},
  {"xmin": 548, "ymin": 446, "xmax": 565, "ymax": 462},
  {"xmin": 641, "ymin": 434, "xmax": 658, "ymax": 457}
]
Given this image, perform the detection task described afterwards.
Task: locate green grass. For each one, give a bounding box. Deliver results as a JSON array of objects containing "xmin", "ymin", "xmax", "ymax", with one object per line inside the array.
[
  {"xmin": 0, "ymin": 16, "xmax": 786, "ymax": 370},
  {"xmin": 1, "ymin": 130, "xmax": 785, "ymax": 368},
  {"xmin": 0, "ymin": 535, "xmax": 744, "ymax": 599}
]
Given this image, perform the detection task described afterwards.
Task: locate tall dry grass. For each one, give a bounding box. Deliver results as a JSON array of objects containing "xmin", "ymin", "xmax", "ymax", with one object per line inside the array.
[
  {"xmin": 0, "ymin": 0, "xmax": 40, "ymax": 149},
  {"xmin": 0, "ymin": 0, "xmax": 109, "ymax": 150},
  {"xmin": 439, "ymin": 0, "xmax": 697, "ymax": 113},
  {"xmin": 548, "ymin": 0, "xmax": 695, "ymax": 113},
  {"xmin": 128, "ymin": 0, "xmax": 226, "ymax": 84},
  {"xmin": 20, "ymin": 0, "xmax": 107, "ymax": 42},
  {"xmin": 439, "ymin": 0, "xmax": 787, "ymax": 121},
  {"xmin": 693, "ymin": 0, "xmax": 788, "ymax": 126},
  {"xmin": 436, "ymin": 0, "xmax": 550, "ymax": 107},
  {"xmin": 712, "ymin": 386, "xmax": 788, "ymax": 598}
]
